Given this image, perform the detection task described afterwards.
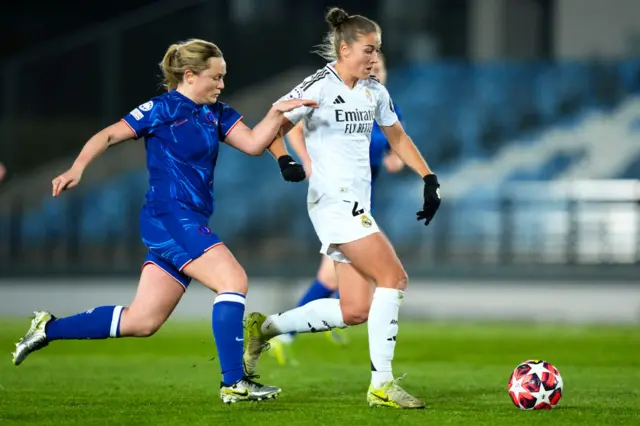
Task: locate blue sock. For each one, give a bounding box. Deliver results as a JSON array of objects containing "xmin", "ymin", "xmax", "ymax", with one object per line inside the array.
[
  {"xmin": 46, "ymin": 306, "xmax": 124, "ymax": 341},
  {"xmin": 297, "ymin": 280, "xmax": 335, "ymax": 307},
  {"xmin": 212, "ymin": 292, "xmax": 246, "ymax": 386}
]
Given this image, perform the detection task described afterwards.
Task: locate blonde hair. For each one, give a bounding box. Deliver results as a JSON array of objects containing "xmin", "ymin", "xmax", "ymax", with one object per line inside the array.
[
  {"xmin": 314, "ymin": 7, "xmax": 381, "ymax": 61},
  {"xmin": 159, "ymin": 39, "xmax": 223, "ymax": 91}
]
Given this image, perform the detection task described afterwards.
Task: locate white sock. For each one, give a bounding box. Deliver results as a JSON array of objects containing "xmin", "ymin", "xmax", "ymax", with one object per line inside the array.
[
  {"xmin": 369, "ymin": 287, "xmax": 403, "ymax": 387},
  {"xmin": 261, "ymin": 298, "xmax": 346, "ymax": 338}
]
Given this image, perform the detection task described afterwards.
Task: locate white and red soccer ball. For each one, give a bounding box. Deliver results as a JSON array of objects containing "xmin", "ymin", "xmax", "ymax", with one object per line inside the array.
[{"xmin": 508, "ymin": 360, "xmax": 563, "ymax": 410}]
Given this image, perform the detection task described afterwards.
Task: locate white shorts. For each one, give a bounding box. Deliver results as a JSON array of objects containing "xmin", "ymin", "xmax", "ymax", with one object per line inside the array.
[{"xmin": 307, "ymin": 194, "xmax": 380, "ymax": 263}]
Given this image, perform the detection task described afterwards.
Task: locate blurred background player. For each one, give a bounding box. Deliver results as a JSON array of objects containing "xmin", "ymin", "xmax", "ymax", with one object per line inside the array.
[
  {"xmin": 11, "ymin": 38, "xmax": 312, "ymax": 404},
  {"xmin": 269, "ymin": 52, "xmax": 405, "ymax": 365},
  {"xmin": 243, "ymin": 7, "xmax": 440, "ymax": 409}
]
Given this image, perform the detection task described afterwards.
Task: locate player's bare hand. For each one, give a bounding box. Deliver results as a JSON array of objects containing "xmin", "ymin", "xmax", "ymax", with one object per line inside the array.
[
  {"xmin": 272, "ymin": 99, "xmax": 318, "ymax": 113},
  {"xmin": 52, "ymin": 167, "xmax": 83, "ymax": 197},
  {"xmin": 383, "ymin": 152, "xmax": 404, "ymax": 173},
  {"xmin": 0, "ymin": 162, "xmax": 6, "ymax": 182}
]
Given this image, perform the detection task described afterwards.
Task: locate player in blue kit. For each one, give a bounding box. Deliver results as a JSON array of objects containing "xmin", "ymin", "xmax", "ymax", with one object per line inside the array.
[
  {"xmin": 11, "ymin": 38, "xmax": 312, "ymax": 404},
  {"xmin": 268, "ymin": 53, "xmax": 404, "ymax": 364}
]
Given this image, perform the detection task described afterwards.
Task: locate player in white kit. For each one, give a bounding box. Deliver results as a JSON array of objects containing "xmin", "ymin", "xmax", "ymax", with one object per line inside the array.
[{"xmin": 244, "ymin": 7, "xmax": 441, "ymax": 409}]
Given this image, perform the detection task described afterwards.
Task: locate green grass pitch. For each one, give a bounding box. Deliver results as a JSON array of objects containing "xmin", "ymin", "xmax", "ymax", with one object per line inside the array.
[{"xmin": 1, "ymin": 318, "xmax": 639, "ymax": 425}]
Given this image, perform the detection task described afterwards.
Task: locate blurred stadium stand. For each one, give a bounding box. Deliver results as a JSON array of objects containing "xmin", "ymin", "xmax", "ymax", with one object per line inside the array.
[{"xmin": 1, "ymin": 0, "xmax": 639, "ymax": 280}]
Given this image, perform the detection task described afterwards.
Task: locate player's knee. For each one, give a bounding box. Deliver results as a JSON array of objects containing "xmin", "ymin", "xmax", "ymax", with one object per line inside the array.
[
  {"xmin": 395, "ymin": 271, "xmax": 409, "ymax": 291},
  {"xmin": 341, "ymin": 306, "xmax": 369, "ymax": 326},
  {"xmin": 379, "ymin": 268, "xmax": 408, "ymax": 291},
  {"xmin": 216, "ymin": 269, "xmax": 248, "ymax": 295},
  {"xmin": 131, "ymin": 319, "xmax": 163, "ymax": 337},
  {"xmin": 121, "ymin": 308, "xmax": 164, "ymax": 337}
]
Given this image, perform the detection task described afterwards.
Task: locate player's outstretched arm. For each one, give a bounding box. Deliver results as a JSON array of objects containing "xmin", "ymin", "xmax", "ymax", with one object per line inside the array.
[
  {"xmin": 266, "ymin": 133, "xmax": 290, "ymax": 160},
  {"xmin": 224, "ymin": 99, "xmax": 317, "ymax": 156},
  {"xmin": 51, "ymin": 121, "xmax": 135, "ymax": 197},
  {"xmin": 382, "ymin": 121, "xmax": 431, "ymax": 177},
  {"xmin": 283, "ymin": 122, "xmax": 312, "ymax": 178},
  {"xmin": 382, "ymin": 121, "xmax": 441, "ymax": 226},
  {"xmin": 265, "ymin": 128, "xmax": 306, "ymax": 183}
]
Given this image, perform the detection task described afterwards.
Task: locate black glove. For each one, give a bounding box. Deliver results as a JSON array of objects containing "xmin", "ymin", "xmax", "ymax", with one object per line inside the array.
[
  {"xmin": 416, "ymin": 174, "xmax": 441, "ymax": 226},
  {"xmin": 278, "ymin": 155, "xmax": 306, "ymax": 182}
]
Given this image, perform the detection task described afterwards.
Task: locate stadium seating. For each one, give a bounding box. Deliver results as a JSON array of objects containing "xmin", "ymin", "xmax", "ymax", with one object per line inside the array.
[{"xmin": 6, "ymin": 59, "xmax": 640, "ymax": 248}]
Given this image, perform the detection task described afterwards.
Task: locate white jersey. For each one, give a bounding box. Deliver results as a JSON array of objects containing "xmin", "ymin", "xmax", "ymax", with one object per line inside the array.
[{"xmin": 280, "ymin": 63, "xmax": 398, "ymax": 208}]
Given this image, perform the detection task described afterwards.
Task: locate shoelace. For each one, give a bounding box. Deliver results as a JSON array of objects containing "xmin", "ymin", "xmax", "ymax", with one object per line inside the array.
[
  {"xmin": 242, "ymin": 374, "xmax": 264, "ymax": 388},
  {"xmin": 387, "ymin": 374, "xmax": 422, "ymax": 403}
]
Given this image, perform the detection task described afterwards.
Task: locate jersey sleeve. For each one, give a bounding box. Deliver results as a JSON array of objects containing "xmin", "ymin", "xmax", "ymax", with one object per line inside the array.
[
  {"xmin": 121, "ymin": 99, "xmax": 166, "ymax": 139},
  {"xmin": 218, "ymin": 103, "xmax": 244, "ymax": 139},
  {"xmin": 394, "ymin": 103, "xmax": 404, "ymax": 124},
  {"xmin": 375, "ymin": 85, "xmax": 399, "ymax": 127},
  {"xmin": 278, "ymin": 75, "xmax": 323, "ymax": 125}
]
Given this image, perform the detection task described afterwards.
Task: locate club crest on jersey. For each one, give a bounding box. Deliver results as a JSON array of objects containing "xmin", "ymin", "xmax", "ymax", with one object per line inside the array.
[
  {"xmin": 364, "ymin": 88, "xmax": 373, "ymax": 103},
  {"xmin": 139, "ymin": 101, "xmax": 153, "ymax": 112},
  {"xmin": 361, "ymin": 214, "xmax": 373, "ymax": 228},
  {"xmin": 206, "ymin": 112, "xmax": 217, "ymax": 126},
  {"xmin": 198, "ymin": 225, "xmax": 213, "ymax": 236}
]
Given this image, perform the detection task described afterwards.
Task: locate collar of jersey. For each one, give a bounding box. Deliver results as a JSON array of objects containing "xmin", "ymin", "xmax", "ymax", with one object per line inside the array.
[
  {"xmin": 169, "ymin": 90, "xmax": 202, "ymax": 109},
  {"xmin": 325, "ymin": 62, "xmax": 343, "ymax": 83},
  {"xmin": 325, "ymin": 62, "xmax": 365, "ymax": 89}
]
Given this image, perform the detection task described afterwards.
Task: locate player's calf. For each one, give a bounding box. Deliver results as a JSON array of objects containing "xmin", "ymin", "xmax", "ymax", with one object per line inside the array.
[
  {"xmin": 340, "ymin": 306, "xmax": 368, "ymax": 326},
  {"xmin": 119, "ymin": 308, "xmax": 164, "ymax": 337}
]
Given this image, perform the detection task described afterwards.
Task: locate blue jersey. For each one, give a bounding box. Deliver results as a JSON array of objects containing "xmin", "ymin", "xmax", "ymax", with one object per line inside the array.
[
  {"xmin": 369, "ymin": 102, "xmax": 402, "ymax": 184},
  {"xmin": 122, "ymin": 91, "xmax": 242, "ymax": 217},
  {"xmin": 122, "ymin": 91, "xmax": 242, "ymax": 288}
]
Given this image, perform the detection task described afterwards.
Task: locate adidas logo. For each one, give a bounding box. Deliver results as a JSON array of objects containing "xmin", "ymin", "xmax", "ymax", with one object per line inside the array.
[{"xmin": 333, "ymin": 95, "xmax": 346, "ymax": 104}]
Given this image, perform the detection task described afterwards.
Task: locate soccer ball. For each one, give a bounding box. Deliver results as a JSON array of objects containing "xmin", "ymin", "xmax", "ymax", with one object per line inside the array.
[{"xmin": 508, "ymin": 360, "xmax": 563, "ymax": 410}]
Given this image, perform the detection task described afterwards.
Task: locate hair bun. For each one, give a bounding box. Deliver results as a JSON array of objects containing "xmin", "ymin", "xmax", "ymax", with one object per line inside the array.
[{"xmin": 326, "ymin": 7, "xmax": 349, "ymax": 28}]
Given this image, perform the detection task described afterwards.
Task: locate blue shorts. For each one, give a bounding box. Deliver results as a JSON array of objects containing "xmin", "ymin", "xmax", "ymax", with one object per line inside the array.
[{"xmin": 139, "ymin": 204, "xmax": 222, "ymax": 289}]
